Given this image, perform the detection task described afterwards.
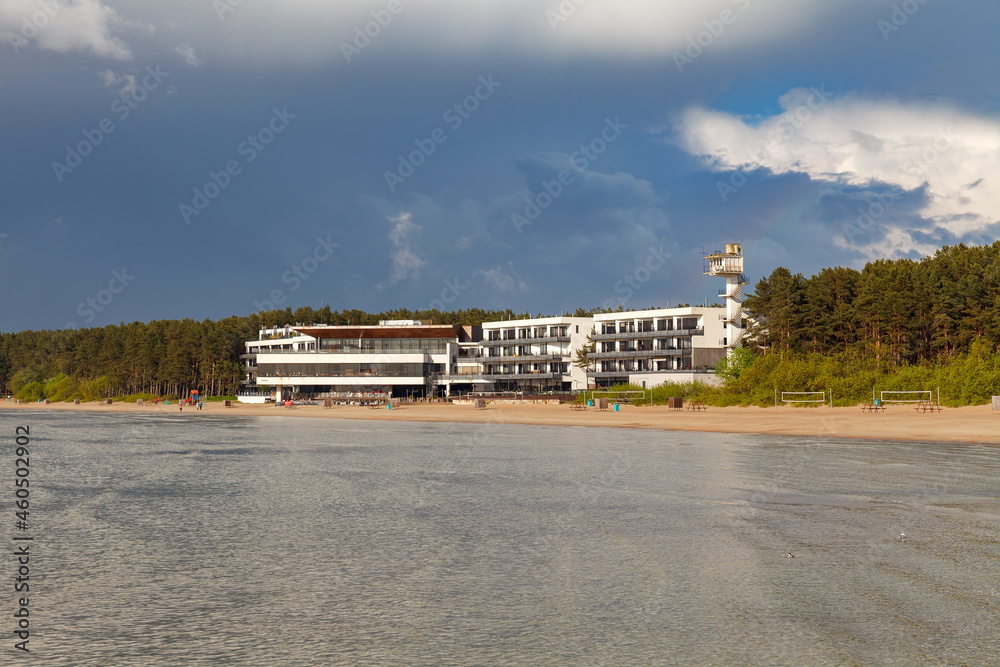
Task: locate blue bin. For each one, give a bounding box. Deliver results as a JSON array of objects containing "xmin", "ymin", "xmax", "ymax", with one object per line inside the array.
[
  {"xmin": 614, "ymin": 403, "xmax": 620, "ymax": 412},
  {"xmin": 587, "ymin": 400, "xmax": 593, "ymax": 407}
]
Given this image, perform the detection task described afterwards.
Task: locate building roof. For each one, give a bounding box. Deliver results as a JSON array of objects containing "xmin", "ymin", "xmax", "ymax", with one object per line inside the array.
[{"xmin": 292, "ymin": 325, "xmax": 465, "ymax": 340}]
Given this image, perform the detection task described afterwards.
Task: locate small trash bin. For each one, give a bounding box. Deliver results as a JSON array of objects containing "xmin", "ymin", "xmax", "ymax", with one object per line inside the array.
[
  {"xmin": 587, "ymin": 400, "xmax": 593, "ymax": 407},
  {"xmin": 614, "ymin": 403, "xmax": 620, "ymax": 412}
]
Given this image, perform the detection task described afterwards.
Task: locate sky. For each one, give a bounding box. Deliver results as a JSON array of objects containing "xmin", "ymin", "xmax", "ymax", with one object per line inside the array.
[{"xmin": 2, "ymin": 0, "xmax": 999, "ymax": 332}]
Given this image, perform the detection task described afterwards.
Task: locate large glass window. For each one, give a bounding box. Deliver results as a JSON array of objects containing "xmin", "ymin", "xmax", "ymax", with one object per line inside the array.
[
  {"xmin": 258, "ymin": 362, "xmax": 439, "ymax": 377},
  {"xmin": 318, "ymin": 338, "xmax": 450, "ymax": 354}
]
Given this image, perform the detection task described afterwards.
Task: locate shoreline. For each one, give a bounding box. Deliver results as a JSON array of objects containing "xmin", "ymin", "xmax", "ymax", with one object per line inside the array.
[{"xmin": 3, "ymin": 400, "xmax": 999, "ymax": 445}]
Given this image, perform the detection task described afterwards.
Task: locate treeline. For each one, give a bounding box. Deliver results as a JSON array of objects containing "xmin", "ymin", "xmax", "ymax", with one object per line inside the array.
[
  {"xmin": 0, "ymin": 305, "xmax": 530, "ymax": 400},
  {"xmin": 744, "ymin": 242, "xmax": 1000, "ymax": 363}
]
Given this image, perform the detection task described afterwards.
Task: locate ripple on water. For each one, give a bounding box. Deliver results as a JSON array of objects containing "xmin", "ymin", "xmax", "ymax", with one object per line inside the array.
[{"xmin": 12, "ymin": 411, "xmax": 1000, "ymax": 665}]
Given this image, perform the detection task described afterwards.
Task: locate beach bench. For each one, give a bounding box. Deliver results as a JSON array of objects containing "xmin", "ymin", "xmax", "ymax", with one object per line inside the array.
[
  {"xmin": 569, "ymin": 403, "xmax": 587, "ymax": 411},
  {"xmin": 861, "ymin": 402, "xmax": 885, "ymax": 413},
  {"xmin": 685, "ymin": 402, "xmax": 708, "ymax": 411},
  {"xmin": 915, "ymin": 400, "xmax": 942, "ymax": 413}
]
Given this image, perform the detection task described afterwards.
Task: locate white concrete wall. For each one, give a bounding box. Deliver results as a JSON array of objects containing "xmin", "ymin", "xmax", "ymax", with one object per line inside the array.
[{"xmin": 481, "ymin": 315, "xmax": 594, "ymax": 390}]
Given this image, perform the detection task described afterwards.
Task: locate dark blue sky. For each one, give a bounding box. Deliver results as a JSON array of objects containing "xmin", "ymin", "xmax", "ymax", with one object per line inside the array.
[{"xmin": 2, "ymin": 0, "xmax": 999, "ymax": 332}]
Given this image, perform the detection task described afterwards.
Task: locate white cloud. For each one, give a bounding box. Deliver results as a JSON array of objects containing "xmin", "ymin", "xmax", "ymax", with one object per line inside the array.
[
  {"xmin": 99, "ymin": 68, "xmax": 135, "ymax": 93},
  {"xmin": 175, "ymin": 42, "xmax": 200, "ymax": 67},
  {"xmin": 88, "ymin": 0, "xmax": 867, "ymax": 64},
  {"xmin": 381, "ymin": 212, "xmax": 426, "ymax": 287},
  {"xmin": 0, "ymin": 0, "xmax": 151, "ymax": 60},
  {"xmin": 676, "ymin": 89, "xmax": 1000, "ymax": 257},
  {"xmin": 477, "ymin": 265, "xmax": 526, "ymax": 293}
]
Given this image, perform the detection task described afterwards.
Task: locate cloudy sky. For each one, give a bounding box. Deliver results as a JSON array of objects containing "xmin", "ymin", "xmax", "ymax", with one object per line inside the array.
[{"xmin": 2, "ymin": 0, "xmax": 998, "ymax": 332}]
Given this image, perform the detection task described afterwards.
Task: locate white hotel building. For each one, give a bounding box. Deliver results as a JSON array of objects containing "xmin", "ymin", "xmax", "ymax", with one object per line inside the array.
[
  {"xmin": 244, "ymin": 322, "xmax": 478, "ymax": 400},
  {"xmin": 477, "ymin": 316, "xmax": 593, "ymax": 392},
  {"xmin": 241, "ymin": 245, "xmax": 747, "ymax": 398},
  {"xmin": 587, "ymin": 307, "xmax": 727, "ymax": 388}
]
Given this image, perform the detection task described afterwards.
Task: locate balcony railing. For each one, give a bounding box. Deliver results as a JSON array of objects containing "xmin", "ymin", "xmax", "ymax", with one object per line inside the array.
[
  {"xmin": 592, "ymin": 328, "xmax": 703, "ymax": 341},
  {"xmin": 588, "ymin": 349, "xmax": 684, "ymax": 359},
  {"xmin": 587, "ymin": 368, "xmax": 700, "ymax": 376},
  {"xmin": 482, "ymin": 335, "xmax": 570, "ymax": 346},
  {"xmin": 482, "ymin": 353, "xmax": 564, "ymax": 363}
]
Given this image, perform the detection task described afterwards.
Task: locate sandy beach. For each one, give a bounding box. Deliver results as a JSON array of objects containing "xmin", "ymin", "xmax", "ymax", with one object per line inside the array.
[{"xmin": 3, "ymin": 399, "xmax": 999, "ymax": 445}]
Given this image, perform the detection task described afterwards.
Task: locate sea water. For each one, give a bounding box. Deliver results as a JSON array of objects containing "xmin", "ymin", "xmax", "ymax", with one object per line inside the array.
[{"xmin": 2, "ymin": 410, "xmax": 999, "ymax": 665}]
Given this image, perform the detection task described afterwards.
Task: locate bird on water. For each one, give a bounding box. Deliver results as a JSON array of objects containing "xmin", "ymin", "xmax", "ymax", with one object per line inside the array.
[
  {"xmin": 786, "ymin": 552, "xmax": 795, "ymax": 558},
  {"xmin": 898, "ymin": 533, "xmax": 907, "ymax": 541}
]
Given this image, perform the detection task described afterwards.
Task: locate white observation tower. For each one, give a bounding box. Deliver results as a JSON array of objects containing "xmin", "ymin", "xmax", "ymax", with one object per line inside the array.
[{"xmin": 704, "ymin": 244, "xmax": 748, "ymax": 351}]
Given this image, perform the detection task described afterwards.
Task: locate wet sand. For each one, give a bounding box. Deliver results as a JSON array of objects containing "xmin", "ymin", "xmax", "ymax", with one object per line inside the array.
[{"xmin": 4, "ymin": 399, "xmax": 999, "ymax": 444}]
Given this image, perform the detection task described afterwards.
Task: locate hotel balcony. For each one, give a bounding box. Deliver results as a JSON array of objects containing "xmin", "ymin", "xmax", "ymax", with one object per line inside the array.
[
  {"xmin": 592, "ymin": 328, "xmax": 703, "ymax": 341},
  {"xmin": 481, "ymin": 335, "xmax": 570, "ymax": 346},
  {"xmin": 481, "ymin": 372, "xmax": 561, "ymax": 380},
  {"xmin": 482, "ymin": 353, "xmax": 565, "ymax": 363},
  {"xmin": 587, "ymin": 368, "xmax": 696, "ymax": 377},
  {"xmin": 588, "ymin": 349, "xmax": 685, "ymax": 359}
]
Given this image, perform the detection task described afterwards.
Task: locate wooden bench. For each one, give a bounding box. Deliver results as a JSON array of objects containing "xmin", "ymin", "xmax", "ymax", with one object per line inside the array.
[
  {"xmin": 915, "ymin": 401, "xmax": 942, "ymax": 413},
  {"xmin": 686, "ymin": 402, "xmax": 708, "ymax": 411},
  {"xmin": 569, "ymin": 404, "xmax": 588, "ymax": 411},
  {"xmin": 861, "ymin": 402, "xmax": 885, "ymax": 413}
]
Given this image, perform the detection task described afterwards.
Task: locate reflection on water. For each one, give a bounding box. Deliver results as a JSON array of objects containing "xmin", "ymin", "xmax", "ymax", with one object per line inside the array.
[{"xmin": 7, "ymin": 411, "xmax": 999, "ymax": 665}]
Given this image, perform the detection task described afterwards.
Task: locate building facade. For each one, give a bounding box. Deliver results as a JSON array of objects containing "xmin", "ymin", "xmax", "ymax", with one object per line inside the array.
[
  {"xmin": 477, "ymin": 316, "xmax": 593, "ymax": 392},
  {"xmin": 587, "ymin": 307, "xmax": 727, "ymax": 387},
  {"xmin": 248, "ymin": 322, "xmax": 473, "ymax": 400},
  {"xmin": 240, "ymin": 243, "xmax": 746, "ymax": 399}
]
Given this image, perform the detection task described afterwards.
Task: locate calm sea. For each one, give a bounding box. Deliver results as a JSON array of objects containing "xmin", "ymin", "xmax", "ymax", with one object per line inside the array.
[{"xmin": 3, "ymin": 410, "xmax": 999, "ymax": 665}]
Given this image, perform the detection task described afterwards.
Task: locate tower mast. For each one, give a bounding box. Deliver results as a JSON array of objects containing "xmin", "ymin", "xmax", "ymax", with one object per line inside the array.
[{"xmin": 704, "ymin": 244, "xmax": 748, "ymax": 352}]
